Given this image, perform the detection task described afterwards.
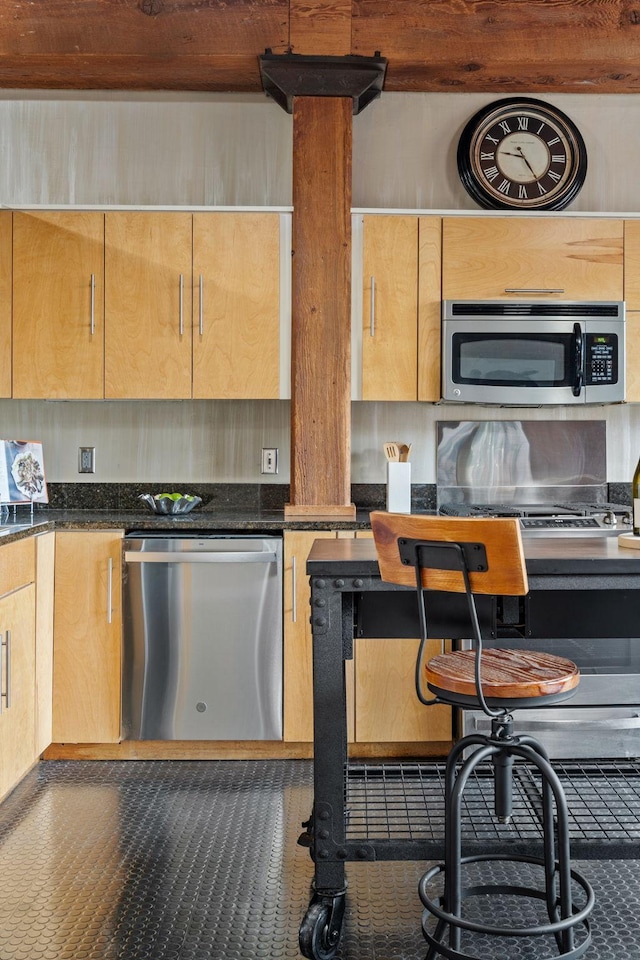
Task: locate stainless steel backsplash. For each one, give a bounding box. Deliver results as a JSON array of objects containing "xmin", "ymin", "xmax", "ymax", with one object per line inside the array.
[{"xmin": 436, "ymin": 420, "xmax": 607, "ymax": 504}]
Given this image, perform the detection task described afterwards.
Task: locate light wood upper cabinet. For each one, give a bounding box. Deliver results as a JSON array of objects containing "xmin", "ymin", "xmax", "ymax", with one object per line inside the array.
[
  {"xmin": 0, "ymin": 212, "xmax": 11, "ymax": 399},
  {"xmin": 13, "ymin": 211, "xmax": 105, "ymax": 399},
  {"xmin": 361, "ymin": 214, "xmax": 418, "ymax": 400},
  {"xmin": 52, "ymin": 530, "xmax": 123, "ymax": 744},
  {"xmin": 104, "ymin": 212, "xmax": 193, "ymax": 399},
  {"xmin": 418, "ymin": 216, "xmax": 442, "ymax": 402},
  {"xmin": 442, "ymin": 217, "xmax": 624, "ymax": 301},
  {"xmin": 624, "ymin": 220, "xmax": 640, "ymax": 310},
  {"xmin": 193, "ymin": 213, "xmax": 281, "ymax": 399}
]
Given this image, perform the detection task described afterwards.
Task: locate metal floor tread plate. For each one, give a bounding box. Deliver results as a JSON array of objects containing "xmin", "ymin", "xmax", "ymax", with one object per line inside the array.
[{"xmin": 0, "ymin": 759, "xmax": 637, "ymax": 959}]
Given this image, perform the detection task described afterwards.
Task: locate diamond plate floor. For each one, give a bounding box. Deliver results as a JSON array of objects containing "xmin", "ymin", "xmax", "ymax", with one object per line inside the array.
[{"xmin": 0, "ymin": 760, "xmax": 637, "ymax": 959}]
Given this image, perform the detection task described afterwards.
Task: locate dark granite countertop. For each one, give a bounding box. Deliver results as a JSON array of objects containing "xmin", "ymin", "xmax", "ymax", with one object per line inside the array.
[{"xmin": 0, "ymin": 506, "xmax": 377, "ymax": 545}]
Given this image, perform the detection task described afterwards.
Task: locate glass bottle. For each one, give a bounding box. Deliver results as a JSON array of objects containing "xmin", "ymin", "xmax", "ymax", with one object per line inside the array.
[{"xmin": 633, "ymin": 456, "xmax": 640, "ymax": 536}]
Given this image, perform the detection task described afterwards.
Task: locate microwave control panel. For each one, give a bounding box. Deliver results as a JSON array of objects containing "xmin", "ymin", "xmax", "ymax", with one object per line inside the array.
[{"xmin": 586, "ymin": 333, "xmax": 618, "ymax": 384}]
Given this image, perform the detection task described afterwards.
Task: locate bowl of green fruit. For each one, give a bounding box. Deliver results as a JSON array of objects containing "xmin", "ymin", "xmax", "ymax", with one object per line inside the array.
[{"xmin": 138, "ymin": 493, "xmax": 202, "ymax": 515}]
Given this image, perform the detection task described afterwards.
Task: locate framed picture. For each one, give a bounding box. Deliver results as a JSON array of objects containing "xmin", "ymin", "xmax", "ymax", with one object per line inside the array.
[{"xmin": 0, "ymin": 440, "xmax": 48, "ymax": 504}]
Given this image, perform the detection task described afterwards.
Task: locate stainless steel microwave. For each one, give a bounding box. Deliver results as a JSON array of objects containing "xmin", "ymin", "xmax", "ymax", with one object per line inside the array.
[{"xmin": 442, "ymin": 300, "xmax": 625, "ymax": 405}]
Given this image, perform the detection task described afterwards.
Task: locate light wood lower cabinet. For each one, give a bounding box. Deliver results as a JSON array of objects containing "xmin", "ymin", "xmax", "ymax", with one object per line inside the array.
[
  {"xmin": 0, "ymin": 583, "xmax": 36, "ymax": 799},
  {"xmin": 284, "ymin": 530, "xmax": 354, "ymax": 742},
  {"xmin": 52, "ymin": 531, "xmax": 123, "ymax": 743},
  {"xmin": 35, "ymin": 533, "xmax": 55, "ymax": 754},
  {"xmin": 353, "ymin": 532, "xmax": 452, "ymax": 746},
  {"xmin": 354, "ymin": 637, "xmax": 452, "ymax": 743},
  {"xmin": 0, "ymin": 538, "xmax": 37, "ymax": 800},
  {"xmin": 284, "ymin": 529, "xmax": 452, "ymax": 749}
]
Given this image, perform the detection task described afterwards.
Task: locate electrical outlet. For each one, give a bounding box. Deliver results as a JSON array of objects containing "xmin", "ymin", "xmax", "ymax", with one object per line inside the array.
[
  {"xmin": 261, "ymin": 447, "xmax": 278, "ymax": 475},
  {"xmin": 78, "ymin": 446, "xmax": 96, "ymax": 474}
]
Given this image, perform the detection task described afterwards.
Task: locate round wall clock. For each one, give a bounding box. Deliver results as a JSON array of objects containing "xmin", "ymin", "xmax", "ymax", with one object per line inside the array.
[{"xmin": 457, "ymin": 97, "xmax": 588, "ymax": 211}]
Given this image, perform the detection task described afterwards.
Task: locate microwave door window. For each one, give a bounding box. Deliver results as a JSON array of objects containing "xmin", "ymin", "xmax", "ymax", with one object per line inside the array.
[{"xmin": 453, "ymin": 334, "xmax": 573, "ymax": 388}]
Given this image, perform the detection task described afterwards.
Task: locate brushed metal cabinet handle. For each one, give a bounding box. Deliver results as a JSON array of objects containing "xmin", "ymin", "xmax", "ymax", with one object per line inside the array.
[
  {"xmin": 504, "ymin": 288, "xmax": 565, "ymax": 295},
  {"xmin": 90, "ymin": 274, "xmax": 96, "ymax": 335},
  {"xmin": 2, "ymin": 629, "xmax": 10, "ymax": 709},
  {"xmin": 369, "ymin": 276, "xmax": 376, "ymax": 337},
  {"xmin": 0, "ymin": 630, "xmax": 3, "ymax": 715},
  {"xmin": 199, "ymin": 274, "xmax": 204, "ymax": 336},
  {"xmin": 107, "ymin": 557, "xmax": 113, "ymax": 625},
  {"xmin": 291, "ymin": 555, "xmax": 297, "ymax": 623},
  {"xmin": 179, "ymin": 274, "xmax": 184, "ymax": 337}
]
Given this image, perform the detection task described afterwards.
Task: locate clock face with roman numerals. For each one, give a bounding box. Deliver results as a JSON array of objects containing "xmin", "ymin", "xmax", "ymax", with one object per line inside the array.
[{"xmin": 457, "ymin": 98, "xmax": 587, "ymax": 211}]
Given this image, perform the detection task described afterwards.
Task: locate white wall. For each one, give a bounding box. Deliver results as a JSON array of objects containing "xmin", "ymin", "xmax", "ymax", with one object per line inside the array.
[{"xmin": 1, "ymin": 90, "xmax": 639, "ymax": 486}]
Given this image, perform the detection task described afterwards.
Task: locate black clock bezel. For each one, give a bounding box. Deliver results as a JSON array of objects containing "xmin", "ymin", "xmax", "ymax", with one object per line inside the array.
[{"xmin": 457, "ymin": 97, "xmax": 588, "ymax": 212}]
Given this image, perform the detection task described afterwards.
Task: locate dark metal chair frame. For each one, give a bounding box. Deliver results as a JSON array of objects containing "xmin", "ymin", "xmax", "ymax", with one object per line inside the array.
[{"xmin": 393, "ymin": 529, "xmax": 595, "ymax": 960}]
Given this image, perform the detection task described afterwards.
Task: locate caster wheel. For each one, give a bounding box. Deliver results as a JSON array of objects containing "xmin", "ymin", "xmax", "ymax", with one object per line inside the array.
[{"xmin": 299, "ymin": 897, "xmax": 345, "ymax": 960}]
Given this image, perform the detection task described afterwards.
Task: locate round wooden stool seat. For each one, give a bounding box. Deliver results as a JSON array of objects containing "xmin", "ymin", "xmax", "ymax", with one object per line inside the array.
[{"xmin": 425, "ymin": 648, "xmax": 580, "ymax": 701}]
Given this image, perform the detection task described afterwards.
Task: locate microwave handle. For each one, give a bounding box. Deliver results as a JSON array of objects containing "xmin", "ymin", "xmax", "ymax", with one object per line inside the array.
[{"xmin": 572, "ymin": 322, "xmax": 584, "ymax": 397}]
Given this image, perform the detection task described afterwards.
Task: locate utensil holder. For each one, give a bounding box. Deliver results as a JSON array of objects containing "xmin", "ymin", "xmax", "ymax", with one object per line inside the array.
[{"xmin": 386, "ymin": 461, "xmax": 411, "ymax": 513}]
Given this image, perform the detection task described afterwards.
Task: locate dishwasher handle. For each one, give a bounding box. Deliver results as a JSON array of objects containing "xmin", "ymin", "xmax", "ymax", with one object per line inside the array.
[{"xmin": 124, "ymin": 550, "xmax": 279, "ymax": 564}]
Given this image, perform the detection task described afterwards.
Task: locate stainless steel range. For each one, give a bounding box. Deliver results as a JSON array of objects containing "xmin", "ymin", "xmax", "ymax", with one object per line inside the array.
[
  {"xmin": 439, "ymin": 500, "xmax": 632, "ymax": 536},
  {"xmin": 436, "ymin": 419, "xmax": 631, "ymax": 535},
  {"xmin": 436, "ymin": 420, "xmax": 639, "ymax": 759}
]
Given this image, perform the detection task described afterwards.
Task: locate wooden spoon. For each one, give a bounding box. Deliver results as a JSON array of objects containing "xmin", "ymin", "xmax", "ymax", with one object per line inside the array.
[{"xmin": 384, "ymin": 442, "xmax": 400, "ymax": 461}]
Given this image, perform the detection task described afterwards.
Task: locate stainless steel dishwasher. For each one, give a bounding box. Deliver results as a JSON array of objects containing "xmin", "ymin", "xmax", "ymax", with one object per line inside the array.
[{"xmin": 122, "ymin": 533, "xmax": 283, "ymax": 740}]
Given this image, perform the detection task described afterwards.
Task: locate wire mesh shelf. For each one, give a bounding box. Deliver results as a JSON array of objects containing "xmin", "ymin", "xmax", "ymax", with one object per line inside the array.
[{"xmin": 345, "ymin": 758, "xmax": 640, "ymax": 859}]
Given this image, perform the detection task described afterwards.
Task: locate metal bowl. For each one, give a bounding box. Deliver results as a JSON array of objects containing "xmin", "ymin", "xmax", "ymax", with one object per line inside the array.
[{"xmin": 138, "ymin": 494, "xmax": 202, "ymax": 515}]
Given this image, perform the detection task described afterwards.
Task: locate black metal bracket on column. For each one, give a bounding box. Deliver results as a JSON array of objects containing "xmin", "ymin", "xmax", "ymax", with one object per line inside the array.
[{"xmin": 258, "ymin": 50, "xmax": 387, "ymax": 115}]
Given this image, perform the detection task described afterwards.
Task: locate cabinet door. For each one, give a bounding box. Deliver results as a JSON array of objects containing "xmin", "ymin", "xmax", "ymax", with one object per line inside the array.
[
  {"xmin": 0, "ymin": 211, "xmax": 11, "ymax": 398},
  {"xmin": 361, "ymin": 215, "xmax": 418, "ymax": 400},
  {"xmin": 354, "ymin": 638, "xmax": 452, "ymax": 743},
  {"xmin": 442, "ymin": 217, "xmax": 624, "ymax": 301},
  {"xmin": 284, "ymin": 530, "xmax": 355, "ymax": 743},
  {"xmin": 13, "ymin": 211, "xmax": 105, "ymax": 399},
  {"xmin": 52, "ymin": 531, "xmax": 123, "ymax": 743},
  {"xmin": 354, "ymin": 532, "xmax": 452, "ymax": 745},
  {"xmin": 0, "ymin": 584, "xmax": 36, "ymax": 800},
  {"xmin": 193, "ymin": 213, "xmax": 281, "ymax": 399},
  {"xmin": 35, "ymin": 532, "xmax": 55, "ymax": 754},
  {"xmin": 624, "ymin": 220, "xmax": 640, "ymax": 310},
  {"xmin": 105, "ymin": 212, "xmax": 192, "ymax": 399},
  {"xmin": 418, "ymin": 216, "xmax": 442, "ymax": 402}
]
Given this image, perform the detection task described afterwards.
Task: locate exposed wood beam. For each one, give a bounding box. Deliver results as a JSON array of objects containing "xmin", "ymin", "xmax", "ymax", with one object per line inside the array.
[
  {"xmin": 0, "ymin": 0, "xmax": 638, "ymax": 92},
  {"xmin": 290, "ymin": 0, "xmax": 351, "ymax": 55},
  {"xmin": 287, "ymin": 95, "xmax": 354, "ymax": 518},
  {"xmin": 0, "ymin": 0, "xmax": 288, "ymax": 90},
  {"xmin": 353, "ymin": 0, "xmax": 640, "ymax": 93}
]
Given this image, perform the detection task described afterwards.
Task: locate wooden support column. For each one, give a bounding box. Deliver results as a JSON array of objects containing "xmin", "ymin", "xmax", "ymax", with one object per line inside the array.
[{"xmin": 286, "ymin": 95, "xmax": 355, "ymax": 518}]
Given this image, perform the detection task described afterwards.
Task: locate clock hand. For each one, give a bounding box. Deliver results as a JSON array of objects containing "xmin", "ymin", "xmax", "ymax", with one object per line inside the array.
[{"xmin": 516, "ymin": 145, "xmax": 537, "ymax": 178}]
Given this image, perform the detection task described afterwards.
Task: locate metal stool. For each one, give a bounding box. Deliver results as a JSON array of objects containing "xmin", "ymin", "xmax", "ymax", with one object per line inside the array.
[{"xmin": 370, "ymin": 511, "xmax": 594, "ymax": 960}]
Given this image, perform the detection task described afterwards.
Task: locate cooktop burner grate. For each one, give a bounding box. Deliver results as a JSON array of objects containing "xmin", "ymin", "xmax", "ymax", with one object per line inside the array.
[{"xmin": 437, "ymin": 501, "xmax": 632, "ymax": 532}]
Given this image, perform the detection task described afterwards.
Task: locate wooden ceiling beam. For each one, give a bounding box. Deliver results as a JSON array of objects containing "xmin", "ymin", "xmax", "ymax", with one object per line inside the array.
[
  {"xmin": 290, "ymin": 0, "xmax": 352, "ymax": 56},
  {"xmin": 0, "ymin": 0, "xmax": 638, "ymax": 92}
]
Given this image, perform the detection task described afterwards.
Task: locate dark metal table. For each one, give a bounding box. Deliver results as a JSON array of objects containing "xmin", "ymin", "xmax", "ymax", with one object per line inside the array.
[{"xmin": 298, "ymin": 536, "xmax": 640, "ymax": 959}]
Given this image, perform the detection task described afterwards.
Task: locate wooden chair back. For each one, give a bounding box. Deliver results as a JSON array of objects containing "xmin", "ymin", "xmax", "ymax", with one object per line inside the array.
[{"xmin": 370, "ymin": 511, "xmax": 528, "ymax": 596}]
